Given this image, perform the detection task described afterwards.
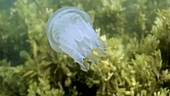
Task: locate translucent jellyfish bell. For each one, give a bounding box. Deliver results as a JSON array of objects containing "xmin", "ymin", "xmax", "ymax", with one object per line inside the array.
[{"xmin": 46, "ymin": 7, "xmax": 106, "ymax": 71}]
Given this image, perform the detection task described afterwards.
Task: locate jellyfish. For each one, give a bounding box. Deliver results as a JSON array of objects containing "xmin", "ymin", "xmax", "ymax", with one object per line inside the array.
[{"xmin": 46, "ymin": 7, "xmax": 106, "ymax": 71}]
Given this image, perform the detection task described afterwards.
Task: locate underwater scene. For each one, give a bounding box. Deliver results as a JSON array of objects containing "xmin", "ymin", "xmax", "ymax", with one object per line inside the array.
[{"xmin": 0, "ymin": 0, "xmax": 170, "ymax": 96}]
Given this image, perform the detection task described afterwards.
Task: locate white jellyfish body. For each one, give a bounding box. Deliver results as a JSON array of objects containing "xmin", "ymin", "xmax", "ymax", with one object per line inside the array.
[{"xmin": 46, "ymin": 7, "xmax": 106, "ymax": 71}]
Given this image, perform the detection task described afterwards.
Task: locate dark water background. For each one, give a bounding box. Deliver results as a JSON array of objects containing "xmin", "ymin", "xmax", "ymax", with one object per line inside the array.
[{"xmin": 0, "ymin": 0, "xmax": 14, "ymax": 11}]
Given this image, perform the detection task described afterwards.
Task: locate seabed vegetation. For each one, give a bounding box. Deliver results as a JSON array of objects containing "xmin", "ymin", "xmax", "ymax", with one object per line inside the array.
[{"xmin": 0, "ymin": 0, "xmax": 170, "ymax": 96}]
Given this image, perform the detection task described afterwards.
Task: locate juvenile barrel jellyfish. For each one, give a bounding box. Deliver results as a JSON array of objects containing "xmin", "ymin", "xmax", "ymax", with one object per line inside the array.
[{"xmin": 46, "ymin": 7, "xmax": 106, "ymax": 71}]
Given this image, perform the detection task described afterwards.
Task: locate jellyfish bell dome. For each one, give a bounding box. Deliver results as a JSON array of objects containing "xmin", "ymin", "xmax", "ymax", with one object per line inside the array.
[{"xmin": 46, "ymin": 7, "xmax": 106, "ymax": 71}]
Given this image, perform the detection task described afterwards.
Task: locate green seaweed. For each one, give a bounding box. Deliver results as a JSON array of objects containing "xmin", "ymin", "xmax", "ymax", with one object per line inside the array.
[{"xmin": 0, "ymin": 0, "xmax": 170, "ymax": 96}]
